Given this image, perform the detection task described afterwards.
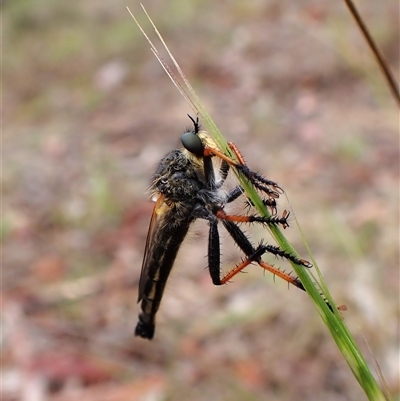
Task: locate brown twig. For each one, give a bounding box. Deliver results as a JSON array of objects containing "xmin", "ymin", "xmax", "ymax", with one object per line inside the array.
[{"xmin": 343, "ymin": 0, "xmax": 400, "ymax": 106}]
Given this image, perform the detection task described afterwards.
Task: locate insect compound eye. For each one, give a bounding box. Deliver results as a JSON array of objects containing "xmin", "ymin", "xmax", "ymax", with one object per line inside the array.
[{"xmin": 181, "ymin": 131, "xmax": 204, "ymax": 157}]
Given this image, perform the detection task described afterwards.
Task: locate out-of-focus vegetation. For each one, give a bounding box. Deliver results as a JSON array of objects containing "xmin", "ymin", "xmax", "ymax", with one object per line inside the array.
[{"xmin": 3, "ymin": 1, "xmax": 399, "ymax": 400}]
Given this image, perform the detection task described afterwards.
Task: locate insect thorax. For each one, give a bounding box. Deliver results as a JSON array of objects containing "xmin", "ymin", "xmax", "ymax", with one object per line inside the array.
[{"xmin": 153, "ymin": 149, "xmax": 204, "ymax": 201}]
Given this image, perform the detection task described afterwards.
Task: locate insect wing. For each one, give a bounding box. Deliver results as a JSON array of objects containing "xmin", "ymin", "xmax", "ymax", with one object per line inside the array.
[{"xmin": 137, "ymin": 193, "xmax": 166, "ymax": 302}]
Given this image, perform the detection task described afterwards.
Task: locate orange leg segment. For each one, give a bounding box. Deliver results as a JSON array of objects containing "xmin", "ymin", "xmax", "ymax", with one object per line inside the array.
[
  {"xmin": 216, "ymin": 209, "xmax": 256, "ymax": 223},
  {"xmin": 228, "ymin": 142, "xmax": 246, "ymax": 165},
  {"xmin": 220, "ymin": 258, "xmax": 254, "ymax": 284},
  {"xmin": 220, "ymin": 254, "xmax": 304, "ymax": 291},
  {"xmin": 215, "ymin": 209, "xmax": 290, "ymax": 229},
  {"xmin": 259, "ymin": 260, "xmax": 304, "ymax": 289},
  {"xmin": 203, "ymin": 146, "xmax": 241, "ymax": 167}
]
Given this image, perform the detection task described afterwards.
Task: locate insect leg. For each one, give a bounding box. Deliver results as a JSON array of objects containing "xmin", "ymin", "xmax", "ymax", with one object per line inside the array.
[
  {"xmin": 203, "ymin": 145, "xmax": 282, "ymax": 198},
  {"xmin": 227, "ymin": 141, "xmax": 246, "ymax": 165},
  {"xmin": 216, "ymin": 208, "xmax": 291, "ymax": 229},
  {"xmin": 222, "ymin": 220, "xmax": 256, "ymax": 257},
  {"xmin": 225, "ymin": 185, "xmax": 277, "ymax": 215},
  {"xmin": 204, "ymin": 218, "xmax": 255, "ymax": 286},
  {"xmin": 221, "ymin": 248, "xmax": 305, "ymax": 290},
  {"xmin": 221, "ymin": 219, "xmax": 308, "ymax": 267},
  {"xmin": 211, "ymin": 214, "xmax": 333, "ymax": 309},
  {"xmin": 208, "ymin": 218, "xmax": 256, "ymax": 285},
  {"xmin": 208, "ymin": 220, "xmax": 222, "ymax": 285},
  {"xmin": 219, "ymin": 220, "xmax": 306, "ymax": 289},
  {"xmin": 204, "ymin": 156, "xmax": 230, "ymax": 190},
  {"xmin": 244, "ymin": 196, "xmax": 277, "ymax": 215},
  {"xmin": 227, "ymin": 141, "xmax": 284, "ymax": 194},
  {"xmin": 225, "ymin": 186, "xmax": 244, "ymax": 204},
  {"xmin": 203, "ymin": 154, "xmax": 218, "ymax": 190},
  {"xmin": 219, "ymin": 160, "xmax": 230, "ymax": 183}
]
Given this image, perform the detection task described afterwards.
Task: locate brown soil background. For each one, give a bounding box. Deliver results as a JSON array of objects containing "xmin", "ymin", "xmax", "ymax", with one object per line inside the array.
[{"xmin": 3, "ymin": 1, "xmax": 399, "ymax": 400}]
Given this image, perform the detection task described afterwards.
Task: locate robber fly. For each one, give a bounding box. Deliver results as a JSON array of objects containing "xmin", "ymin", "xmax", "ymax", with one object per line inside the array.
[{"xmin": 135, "ymin": 116, "xmax": 311, "ymax": 340}]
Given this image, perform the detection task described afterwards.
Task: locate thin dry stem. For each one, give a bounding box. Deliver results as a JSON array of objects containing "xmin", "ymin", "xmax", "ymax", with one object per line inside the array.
[{"xmin": 343, "ymin": 0, "xmax": 400, "ymax": 106}]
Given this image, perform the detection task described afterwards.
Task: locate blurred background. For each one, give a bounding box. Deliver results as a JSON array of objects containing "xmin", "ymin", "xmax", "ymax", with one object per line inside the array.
[{"xmin": 3, "ymin": 1, "xmax": 399, "ymax": 400}]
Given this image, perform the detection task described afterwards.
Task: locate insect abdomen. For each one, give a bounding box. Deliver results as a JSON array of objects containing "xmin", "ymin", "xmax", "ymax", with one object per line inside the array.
[{"xmin": 135, "ymin": 218, "xmax": 192, "ymax": 339}]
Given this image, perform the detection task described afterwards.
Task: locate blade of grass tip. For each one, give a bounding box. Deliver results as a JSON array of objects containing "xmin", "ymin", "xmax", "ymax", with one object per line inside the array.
[
  {"xmin": 139, "ymin": 6, "xmax": 204, "ymax": 108},
  {"xmin": 129, "ymin": 6, "xmax": 232, "ymax": 171},
  {"xmin": 151, "ymin": 50, "xmax": 199, "ymax": 112},
  {"xmin": 139, "ymin": 4, "xmax": 230, "ymax": 150},
  {"xmin": 138, "ymin": 6, "xmax": 201, "ymax": 109},
  {"xmin": 126, "ymin": 7, "xmax": 159, "ymax": 61},
  {"xmin": 126, "ymin": 7, "xmax": 198, "ymax": 113},
  {"xmin": 131, "ymin": 5, "xmax": 225, "ymax": 150}
]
